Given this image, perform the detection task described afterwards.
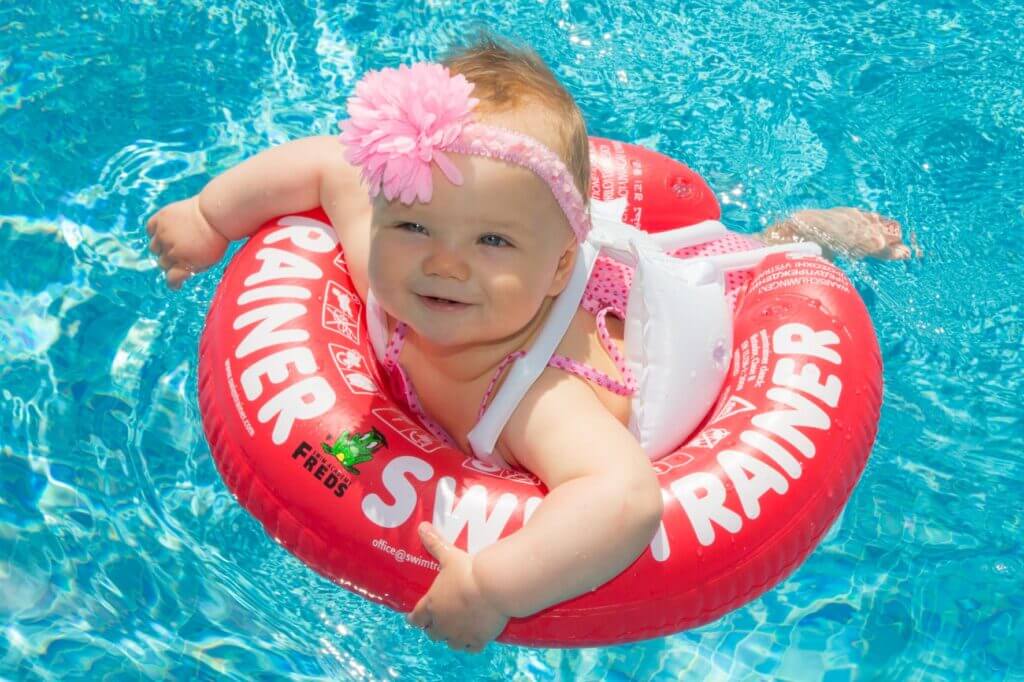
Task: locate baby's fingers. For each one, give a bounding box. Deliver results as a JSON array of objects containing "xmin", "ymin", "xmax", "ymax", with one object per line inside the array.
[
  {"xmin": 158, "ymin": 251, "xmax": 178, "ymax": 271},
  {"xmin": 424, "ymin": 623, "xmax": 448, "ymax": 643},
  {"xmin": 166, "ymin": 265, "xmax": 193, "ymax": 290},
  {"xmin": 406, "ymin": 598, "xmax": 433, "ymax": 630},
  {"xmin": 457, "ymin": 639, "xmax": 486, "ymax": 654}
]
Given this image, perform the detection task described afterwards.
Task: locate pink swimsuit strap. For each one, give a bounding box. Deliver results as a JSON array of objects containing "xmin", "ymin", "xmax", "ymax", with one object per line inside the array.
[
  {"xmin": 382, "ymin": 313, "xmax": 635, "ymax": 446},
  {"xmin": 548, "ymin": 305, "xmax": 636, "ymax": 396},
  {"xmin": 381, "ymin": 322, "xmax": 459, "ymax": 449}
]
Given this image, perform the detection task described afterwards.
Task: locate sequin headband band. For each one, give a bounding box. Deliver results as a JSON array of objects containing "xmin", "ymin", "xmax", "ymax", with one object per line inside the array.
[{"xmin": 339, "ymin": 62, "xmax": 591, "ymax": 242}]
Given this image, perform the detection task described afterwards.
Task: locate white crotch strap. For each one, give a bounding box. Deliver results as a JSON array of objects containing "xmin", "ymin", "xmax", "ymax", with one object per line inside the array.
[{"xmin": 466, "ymin": 197, "xmax": 822, "ymax": 466}]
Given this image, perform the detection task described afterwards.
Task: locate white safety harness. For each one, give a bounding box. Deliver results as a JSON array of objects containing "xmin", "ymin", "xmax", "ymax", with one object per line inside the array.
[{"xmin": 367, "ymin": 197, "xmax": 820, "ymax": 466}]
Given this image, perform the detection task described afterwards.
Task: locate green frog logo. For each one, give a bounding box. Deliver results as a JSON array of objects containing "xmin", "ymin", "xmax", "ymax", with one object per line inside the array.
[{"xmin": 321, "ymin": 428, "xmax": 387, "ymax": 475}]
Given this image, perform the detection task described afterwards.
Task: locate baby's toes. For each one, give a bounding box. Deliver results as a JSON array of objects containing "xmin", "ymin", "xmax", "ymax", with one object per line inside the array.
[
  {"xmin": 909, "ymin": 230, "xmax": 924, "ymax": 258},
  {"xmin": 884, "ymin": 243, "xmax": 911, "ymax": 260}
]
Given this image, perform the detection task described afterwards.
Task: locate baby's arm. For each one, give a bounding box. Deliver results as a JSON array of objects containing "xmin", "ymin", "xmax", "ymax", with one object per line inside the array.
[
  {"xmin": 475, "ymin": 371, "xmax": 663, "ymax": 616},
  {"xmin": 407, "ymin": 370, "xmax": 663, "ymax": 651},
  {"xmin": 196, "ymin": 136, "xmax": 358, "ymax": 240},
  {"xmin": 147, "ymin": 136, "xmax": 365, "ymax": 288}
]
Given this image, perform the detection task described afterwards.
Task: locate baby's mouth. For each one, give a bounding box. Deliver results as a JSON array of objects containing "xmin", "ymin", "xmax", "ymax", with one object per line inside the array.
[{"xmin": 418, "ymin": 294, "xmax": 469, "ymax": 307}]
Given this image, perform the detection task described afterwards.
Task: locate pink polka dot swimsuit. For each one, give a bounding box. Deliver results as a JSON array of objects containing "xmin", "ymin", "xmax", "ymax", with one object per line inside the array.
[{"xmin": 377, "ymin": 232, "xmax": 764, "ymax": 451}]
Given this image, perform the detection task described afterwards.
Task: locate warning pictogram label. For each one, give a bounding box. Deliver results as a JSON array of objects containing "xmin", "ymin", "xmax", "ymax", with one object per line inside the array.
[{"xmin": 709, "ymin": 396, "xmax": 756, "ymax": 424}]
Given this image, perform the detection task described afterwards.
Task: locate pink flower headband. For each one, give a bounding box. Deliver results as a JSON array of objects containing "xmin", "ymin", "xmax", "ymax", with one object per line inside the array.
[{"xmin": 339, "ymin": 62, "xmax": 591, "ymax": 242}]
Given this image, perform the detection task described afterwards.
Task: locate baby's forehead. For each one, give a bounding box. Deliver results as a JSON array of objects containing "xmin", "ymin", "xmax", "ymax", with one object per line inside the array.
[
  {"xmin": 471, "ymin": 103, "xmax": 575, "ymax": 210},
  {"xmin": 475, "ymin": 103, "xmax": 566, "ymax": 162},
  {"xmin": 462, "ymin": 152, "xmax": 546, "ymax": 191}
]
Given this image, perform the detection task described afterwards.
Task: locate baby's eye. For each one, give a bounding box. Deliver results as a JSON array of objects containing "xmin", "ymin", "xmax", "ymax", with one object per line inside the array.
[
  {"xmin": 397, "ymin": 222, "xmax": 427, "ymax": 234},
  {"xmin": 480, "ymin": 234, "xmax": 512, "ymax": 248}
]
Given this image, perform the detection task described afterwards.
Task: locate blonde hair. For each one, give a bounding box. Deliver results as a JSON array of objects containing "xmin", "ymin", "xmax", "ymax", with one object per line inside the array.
[{"xmin": 441, "ymin": 32, "xmax": 590, "ymax": 204}]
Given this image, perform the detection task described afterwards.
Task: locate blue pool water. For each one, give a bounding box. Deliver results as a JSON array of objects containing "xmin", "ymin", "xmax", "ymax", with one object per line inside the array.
[{"xmin": 2, "ymin": 0, "xmax": 1022, "ymax": 678}]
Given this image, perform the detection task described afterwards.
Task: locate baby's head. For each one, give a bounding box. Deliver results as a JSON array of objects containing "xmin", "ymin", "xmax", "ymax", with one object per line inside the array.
[
  {"xmin": 441, "ymin": 34, "xmax": 591, "ymax": 208},
  {"xmin": 342, "ymin": 35, "xmax": 591, "ymax": 349}
]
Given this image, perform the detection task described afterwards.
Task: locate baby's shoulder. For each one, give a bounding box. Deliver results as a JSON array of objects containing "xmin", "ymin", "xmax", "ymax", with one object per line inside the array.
[
  {"xmin": 497, "ymin": 366, "xmax": 640, "ymax": 484},
  {"xmin": 563, "ymin": 301, "xmax": 625, "ymax": 353}
]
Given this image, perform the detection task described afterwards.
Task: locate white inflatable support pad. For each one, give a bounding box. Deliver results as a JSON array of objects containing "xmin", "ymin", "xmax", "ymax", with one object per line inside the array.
[
  {"xmin": 647, "ymin": 220, "xmax": 729, "ymax": 251},
  {"xmin": 701, "ymin": 241, "xmax": 821, "ymax": 272}
]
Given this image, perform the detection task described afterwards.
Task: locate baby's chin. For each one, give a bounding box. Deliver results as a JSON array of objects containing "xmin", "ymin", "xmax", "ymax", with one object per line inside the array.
[{"xmin": 406, "ymin": 319, "xmax": 486, "ymax": 353}]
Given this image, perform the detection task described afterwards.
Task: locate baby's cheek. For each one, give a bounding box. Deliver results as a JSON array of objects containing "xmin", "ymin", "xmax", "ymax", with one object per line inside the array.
[
  {"xmin": 494, "ymin": 281, "xmax": 547, "ymax": 324},
  {"xmin": 366, "ymin": 250, "xmax": 403, "ymax": 308},
  {"xmin": 368, "ymin": 239, "xmax": 403, "ymax": 285}
]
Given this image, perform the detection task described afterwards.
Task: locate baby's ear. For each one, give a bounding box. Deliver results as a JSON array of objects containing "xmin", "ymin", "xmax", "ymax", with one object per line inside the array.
[{"xmin": 547, "ymin": 240, "xmax": 578, "ymax": 297}]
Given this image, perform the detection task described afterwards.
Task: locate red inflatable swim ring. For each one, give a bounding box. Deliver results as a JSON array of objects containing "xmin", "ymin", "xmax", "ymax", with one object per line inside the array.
[{"xmin": 198, "ymin": 137, "xmax": 881, "ymax": 647}]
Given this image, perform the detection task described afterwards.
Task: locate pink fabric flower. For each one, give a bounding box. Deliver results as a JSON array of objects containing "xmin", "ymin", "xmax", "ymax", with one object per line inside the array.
[{"xmin": 339, "ymin": 62, "xmax": 479, "ymax": 205}]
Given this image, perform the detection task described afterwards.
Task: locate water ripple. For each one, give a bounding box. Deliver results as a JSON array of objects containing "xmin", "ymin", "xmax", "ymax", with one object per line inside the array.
[{"xmin": 1, "ymin": 0, "xmax": 1023, "ymax": 678}]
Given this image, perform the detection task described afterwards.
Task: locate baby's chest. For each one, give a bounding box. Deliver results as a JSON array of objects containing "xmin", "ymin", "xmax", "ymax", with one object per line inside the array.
[
  {"xmin": 400, "ymin": 307, "xmax": 632, "ymax": 460},
  {"xmin": 403, "ymin": 363, "xmax": 527, "ymax": 468},
  {"xmin": 402, "ymin": 365, "xmax": 489, "ymax": 455}
]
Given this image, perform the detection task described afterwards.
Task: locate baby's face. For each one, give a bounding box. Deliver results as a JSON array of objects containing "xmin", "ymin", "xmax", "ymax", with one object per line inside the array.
[{"xmin": 368, "ymin": 146, "xmax": 577, "ymax": 350}]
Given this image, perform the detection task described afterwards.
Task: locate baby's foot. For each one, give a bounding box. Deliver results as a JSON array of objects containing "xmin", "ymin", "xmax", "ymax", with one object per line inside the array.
[{"xmin": 766, "ymin": 208, "xmax": 922, "ymax": 261}]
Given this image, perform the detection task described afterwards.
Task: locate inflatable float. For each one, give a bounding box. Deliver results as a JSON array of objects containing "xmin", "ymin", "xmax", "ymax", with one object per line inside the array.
[{"xmin": 198, "ymin": 137, "xmax": 882, "ymax": 647}]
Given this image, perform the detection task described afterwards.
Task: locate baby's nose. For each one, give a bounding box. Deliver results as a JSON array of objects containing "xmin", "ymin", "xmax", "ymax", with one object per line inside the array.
[{"xmin": 423, "ymin": 245, "xmax": 470, "ymax": 279}]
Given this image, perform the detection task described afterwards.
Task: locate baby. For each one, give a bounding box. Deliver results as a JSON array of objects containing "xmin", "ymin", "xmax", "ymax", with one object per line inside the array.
[{"xmin": 147, "ymin": 37, "xmax": 915, "ymax": 652}]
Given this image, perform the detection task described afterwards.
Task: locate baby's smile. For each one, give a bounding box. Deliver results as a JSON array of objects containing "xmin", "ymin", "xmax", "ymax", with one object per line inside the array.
[{"xmin": 417, "ymin": 293, "xmax": 472, "ymax": 311}]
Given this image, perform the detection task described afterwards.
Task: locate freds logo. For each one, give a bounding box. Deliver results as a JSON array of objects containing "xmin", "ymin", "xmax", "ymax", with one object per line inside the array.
[{"xmin": 290, "ymin": 428, "xmax": 387, "ymax": 499}]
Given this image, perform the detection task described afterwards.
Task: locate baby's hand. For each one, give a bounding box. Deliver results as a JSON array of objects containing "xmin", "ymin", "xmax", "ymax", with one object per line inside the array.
[
  {"xmin": 406, "ymin": 522, "xmax": 509, "ymax": 654},
  {"xmin": 146, "ymin": 196, "xmax": 229, "ymax": 289},
  {"xmin": 765, "ymin": 207, "xmax": 922, "ymax": 261}
]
